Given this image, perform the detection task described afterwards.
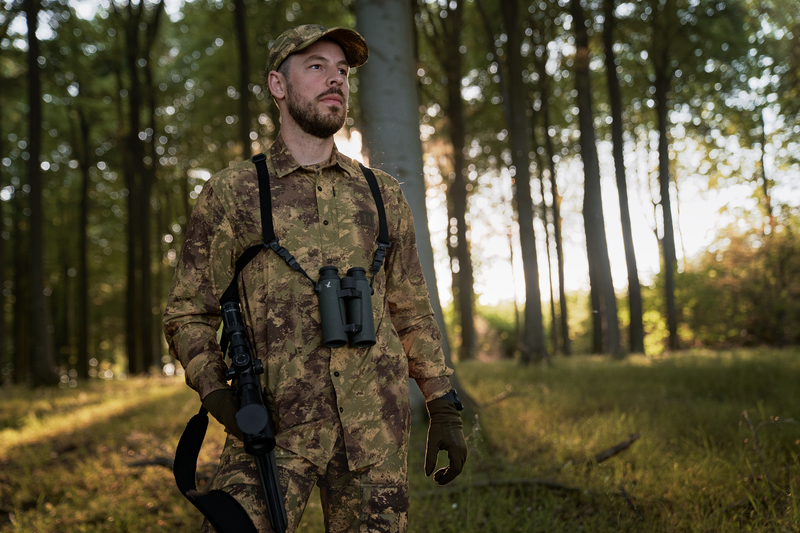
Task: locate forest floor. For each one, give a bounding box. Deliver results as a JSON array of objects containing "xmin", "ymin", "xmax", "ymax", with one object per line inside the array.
[{"xmin": 1, "ymin": 347, "xmax": 799, "ymax": 532}]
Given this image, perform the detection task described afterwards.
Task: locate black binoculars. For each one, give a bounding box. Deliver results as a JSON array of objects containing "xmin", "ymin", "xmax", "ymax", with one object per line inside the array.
[{"xmin": 316, "ymin": 266, "xmax": 376, "ymax": 348}]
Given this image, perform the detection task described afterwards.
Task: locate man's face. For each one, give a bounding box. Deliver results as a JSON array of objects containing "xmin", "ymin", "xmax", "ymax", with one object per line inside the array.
[{"xmin": 283, "ymin": 39, "xmax": 350, "ymax": 139}]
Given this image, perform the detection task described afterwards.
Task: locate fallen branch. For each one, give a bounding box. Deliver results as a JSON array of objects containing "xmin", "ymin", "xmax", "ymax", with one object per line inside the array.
[
  {"xmin": 550, "ymin": 432, "xmax": 641, "ymax": 473},
  {"xmin": 619, "ymin": 482, "xmax": 643, "ymax": 521},
  {"xmin": 591, "ymin": 433, "xmax": 640, "ymax": 466}
]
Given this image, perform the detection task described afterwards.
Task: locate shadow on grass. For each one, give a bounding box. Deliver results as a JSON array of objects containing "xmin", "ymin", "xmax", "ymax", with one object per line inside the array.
[{"xmin": 0, "ymin": 379, "xmax": 216, "ymax": 532}]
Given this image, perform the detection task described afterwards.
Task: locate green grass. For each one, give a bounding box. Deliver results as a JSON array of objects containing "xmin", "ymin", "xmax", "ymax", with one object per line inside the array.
[{"xmin": 1, "ymin": 348, "xmax": 799, "ymax": 531}]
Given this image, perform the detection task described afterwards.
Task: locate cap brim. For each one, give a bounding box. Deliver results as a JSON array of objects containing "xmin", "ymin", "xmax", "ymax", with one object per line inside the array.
[{"xmin": 322, "ymin": 28, "xmax": 369, "ymax": 68}]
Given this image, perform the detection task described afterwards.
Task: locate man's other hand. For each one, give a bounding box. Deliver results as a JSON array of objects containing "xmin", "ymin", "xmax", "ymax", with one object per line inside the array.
[{"xmin": 424, "ymin": 396, "xmax": 468, "ymax": 485}]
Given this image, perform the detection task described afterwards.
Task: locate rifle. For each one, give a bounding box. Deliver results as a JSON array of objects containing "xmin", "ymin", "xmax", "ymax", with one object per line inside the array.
[{"xmin": 221, "ymin": 300, "xmax": 289, "ymax": 533}]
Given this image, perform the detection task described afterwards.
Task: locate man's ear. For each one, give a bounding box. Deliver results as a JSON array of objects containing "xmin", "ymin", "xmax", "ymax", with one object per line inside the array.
[{"xmin": 268, "ymin": 70, "xmax": 286, "ymax": 101}]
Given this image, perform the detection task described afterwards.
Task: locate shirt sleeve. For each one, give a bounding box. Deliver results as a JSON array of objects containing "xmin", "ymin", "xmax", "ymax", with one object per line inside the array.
[
  {"xmin": 163, "ymin": 183, "xmax": 232, "ymax": 400},
  {"xmin": 382, "ymin": 179, "xmax": 453, "ymax": 401}
]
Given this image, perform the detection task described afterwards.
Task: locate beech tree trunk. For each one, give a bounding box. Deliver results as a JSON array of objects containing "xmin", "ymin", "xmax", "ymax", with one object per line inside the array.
[
  {"xmin": 536, "ymin": 53, "xmax": 572, "ymax": 355},
  {"xmin": 654, "ymin": 56, "xmax": 678, "ymax": 351},
  {"xmin": 572, "ymin": 0, "xmax": 623, "ymax": 358},
  {"xmin": 76, "ymin": 108, "xmax": 91, "ymax": 379},
  {"xmin": 436, "ymin": 0, "xmax": 476, "ymax": 361},
  {"xmin": 355, "ymin": 0, "xmax": 465, "ymax": 399},
  {"xmin": 232, "ymin": 0, "xmax": 252, "ymax": 157},
  {"xmin": 26, "ymin": 0, "xmax": 58, "ymax": 385},
  {"xmin": 604, "ymin": 0, "xmax": 644, "ymax": 353},
  {"xmin": 501, "ymin": 0, "xmax": 548, "ymax": 364}
]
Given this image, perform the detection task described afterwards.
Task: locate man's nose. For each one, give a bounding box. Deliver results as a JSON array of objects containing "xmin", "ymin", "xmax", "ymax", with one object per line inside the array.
[{"xmin": 329, "ymin": 71, "xmax": 344, "ymax": 86}]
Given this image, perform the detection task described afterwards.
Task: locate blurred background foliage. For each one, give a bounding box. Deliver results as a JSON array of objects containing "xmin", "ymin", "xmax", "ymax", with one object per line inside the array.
[{"xmin": 1, "ymin": 0, "xmax": 799, "ymax": 386}]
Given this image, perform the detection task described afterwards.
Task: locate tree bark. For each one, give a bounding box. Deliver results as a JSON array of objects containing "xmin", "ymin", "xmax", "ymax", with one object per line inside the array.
[
  {"xmin": 537, "ymin": 60, "xmax": 571, "ymax": 355},
  {"xmin": 13, "ymin": 203, "xmax": 30, "ymax": 383},
  {"xmin": 603, "ymin": 0, "xmax": 644, "ymax": 353},
  {"xmin": 118, "ymin": 0, "xmax": 163, "ymax": 374},
  {"xmin": 436, "ymin": 0, "xmax": 476, "ymax": 361},
  {"xmin": 120, "ymin": 1, "xmax": 145, "ymax": 374},
  {"xmin": 0, "ymin": 85, "xmax": 6, "ymax": 370},
  {"xmin": 534, "ymin": 141, "xmax": 559, "ymax": 354},
  {"xmin": 26, "ymin": 0, "xmax": 58, "ymax": 386},
  {"xmin": 572, "ymin": 0, "xmax": 623, "ymax": 358},
  {"xmin": 76, "ymin": 108, "xmax": 91, "ymax": 380},
  {"xmin": 501, "ymin": 0, "xmax": 548, "ymax": 364},
  {"xmin": 758, "ymin": 109, "xmax": 774, "ymax": 233},
  {"xmin": 654, "ymin": 55, "xmax": 678, "ymax": 351},
  {"xmin": 232, "ymin": 0, "xmax": 252, "ymax": 157},
  {"xmin": 355, "ymin": 0, "xmax": 466, "ymax": 403}
]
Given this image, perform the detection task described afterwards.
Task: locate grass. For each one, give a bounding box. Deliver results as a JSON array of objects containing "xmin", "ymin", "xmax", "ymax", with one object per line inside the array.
[{"xmin": 1, "ymin": 348, "xmax": 799, "ymax": 531}]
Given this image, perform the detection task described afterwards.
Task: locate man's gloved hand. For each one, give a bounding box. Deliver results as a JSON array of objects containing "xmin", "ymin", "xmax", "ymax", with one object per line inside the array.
[
  {"xmin": 202, "ymin": 389, "xmax": 244, "ymax": 441},
  {"xmin": 424, "ymin": 396, "xmax": 468, "ymax": 485}
]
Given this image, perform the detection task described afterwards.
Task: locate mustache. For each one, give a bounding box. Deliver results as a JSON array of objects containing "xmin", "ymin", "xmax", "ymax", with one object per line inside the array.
[{"xmin": 317, "ymin": 87, "xmax": 345, "ymax": 100}]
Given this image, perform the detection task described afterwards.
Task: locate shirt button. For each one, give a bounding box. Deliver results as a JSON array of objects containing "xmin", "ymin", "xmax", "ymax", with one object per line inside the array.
[
  {"xmin": 334, "ymin": 371, "xmax": 340, "ymax": 377},
  {"xmin": 339, "ymin": 407, "xmax": 344, "ymax": 413},
  {"xmin": 318, "ymin": 186, "xmax": 322, "ymax": 191},
  {"xmin": 323, "ymin": 220, "xmax": 329, "ymax": 225}
]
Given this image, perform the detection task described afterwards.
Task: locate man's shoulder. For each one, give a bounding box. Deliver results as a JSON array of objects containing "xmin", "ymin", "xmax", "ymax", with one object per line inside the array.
[
  {"xmin": 336, "ymin": 153, "xmax": 401, "ymax": 191},
  {"xmin": 205, "ymin": 159, "xmax": 258, "ymax": 191}
]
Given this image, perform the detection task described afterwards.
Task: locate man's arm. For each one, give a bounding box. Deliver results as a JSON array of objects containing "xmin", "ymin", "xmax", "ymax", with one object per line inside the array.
[
  {"xmin": 163, "ymin": 184, "xmax": 231, "ymax": 400},
  {"xmin": 381, "ymin": 179, "xmax": 452, "ymax": 401}
]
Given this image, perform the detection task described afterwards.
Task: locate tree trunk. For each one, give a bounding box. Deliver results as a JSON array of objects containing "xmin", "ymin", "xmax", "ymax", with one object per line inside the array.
[
  {"xmin": 654, "ymin": 56, "xmax": 678, "ymax": 351},
  {"xmin": 232, "ymin": 0, "xmax": 252, "ymax": 157},
  {"xmin": 0, "ymin": 90, "xmax": 6, "ymax": 371},
  {"xmin": 538, "ymin": 63, "xmax": 571, "ymax": 355},
  {"xmin": 121, "ymin": 4, "xmax": 145, "ymax": 374},
  {"xmin": 77, "ymin": 108, "xmax": 90, "ymax": 380},
  {"xmin": 534, "ymin": 141, "xmax": 558, "ymax": 354},
  {"xmin": 572, "ymin": 0, "xmax": 623, "ymax": 358},
  {"xmin": 758, "ymin": 109, "xmax": 774, "ymax": 233},
  {"xmin": 354, "ymin": 0, "xmax": 465, "ymax": 403},
  {"xmin": 440, "ymin": 1, "xmax": 476, "ymax": 361},
  {"xmin": 13, "ymin": 204, "xmax": 30, "ymax": 383},
  {"xmin": 501, "ymin": 0, "xmax": 548, "ymax": 364},
  {"xmin": 603, "ymin": 0, "xmax": 644, "ymax": 353},
  {"xmin": 26, "ymin": 0, "xmax": 58, "ymax": 386},
  {"xmin": 120, "ymin": 0, "xmax": 163, "ymax": 374}
]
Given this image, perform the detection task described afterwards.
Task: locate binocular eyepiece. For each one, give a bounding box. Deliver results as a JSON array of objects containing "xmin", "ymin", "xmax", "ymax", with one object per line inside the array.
[{"xmin": 316, "ymin": 266, "xmax": 376, "ymax": 348}]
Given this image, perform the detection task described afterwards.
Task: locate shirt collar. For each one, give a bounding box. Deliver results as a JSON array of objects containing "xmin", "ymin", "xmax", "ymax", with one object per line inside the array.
[{"xmin": 268, "ymin": 133, "xmax": 357, "ymax": 179}]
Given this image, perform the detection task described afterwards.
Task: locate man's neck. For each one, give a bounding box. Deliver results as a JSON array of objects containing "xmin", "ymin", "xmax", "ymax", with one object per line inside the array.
[{"xmin": 279, "ymin": 123, "xmax": 336, "ymax": 166}]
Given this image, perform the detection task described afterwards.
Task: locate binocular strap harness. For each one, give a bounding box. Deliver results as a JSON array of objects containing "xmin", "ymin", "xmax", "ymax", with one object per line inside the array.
[{"xmin": 174, "ymin": 153, "xmax": 392, "ymax": 532}]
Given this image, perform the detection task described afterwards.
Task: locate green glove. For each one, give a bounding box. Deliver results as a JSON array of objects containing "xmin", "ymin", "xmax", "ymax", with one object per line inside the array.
[
  {"xmin": 202, "ymin": 389, "xmax": 244, "ymax": 441},
  {"xmin": 424, "ymin": 396, "xmax": 468, "ymax": 485}
]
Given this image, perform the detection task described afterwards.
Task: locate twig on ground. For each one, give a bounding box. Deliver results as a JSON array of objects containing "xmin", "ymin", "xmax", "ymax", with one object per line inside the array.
[
  {"xmin": 591, "ymin": 433, "xmax": 640, "ymax": 466},
  {"xmin": 619, "ymin": 482, "xmax": 643, "ymax": 521},
  {"xmin": 550, "ymin": 432, "xmax": 641, "ymax": 472}
]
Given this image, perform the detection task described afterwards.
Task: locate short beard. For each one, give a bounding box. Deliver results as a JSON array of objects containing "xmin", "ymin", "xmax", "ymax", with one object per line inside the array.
[{"xmin": 286, "ymin": 82, "xmax": 347, "ymax": 139}]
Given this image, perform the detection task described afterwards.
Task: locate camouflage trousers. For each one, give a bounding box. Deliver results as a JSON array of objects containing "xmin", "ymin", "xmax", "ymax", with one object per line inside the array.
[{"xmin": 201, "ymin": 431, "xmax": 409, "ymax": 533}]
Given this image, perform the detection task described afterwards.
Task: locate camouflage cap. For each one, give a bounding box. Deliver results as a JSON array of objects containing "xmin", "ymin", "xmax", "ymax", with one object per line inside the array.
[{"xmin": 268, "ymin": 24, "xmax": 369, "ymax": 73}]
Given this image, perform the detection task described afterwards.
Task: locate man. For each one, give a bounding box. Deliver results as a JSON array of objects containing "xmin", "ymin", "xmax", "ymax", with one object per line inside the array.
[{"xmin": 164, "ymin": 24, "xmax": 467, "ymax": 532}]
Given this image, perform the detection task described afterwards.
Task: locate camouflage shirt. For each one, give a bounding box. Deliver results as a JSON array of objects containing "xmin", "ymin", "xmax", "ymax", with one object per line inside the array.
[{"xmin": 164, "ymin": 134, "xmax": 452, "ymax": 470}]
